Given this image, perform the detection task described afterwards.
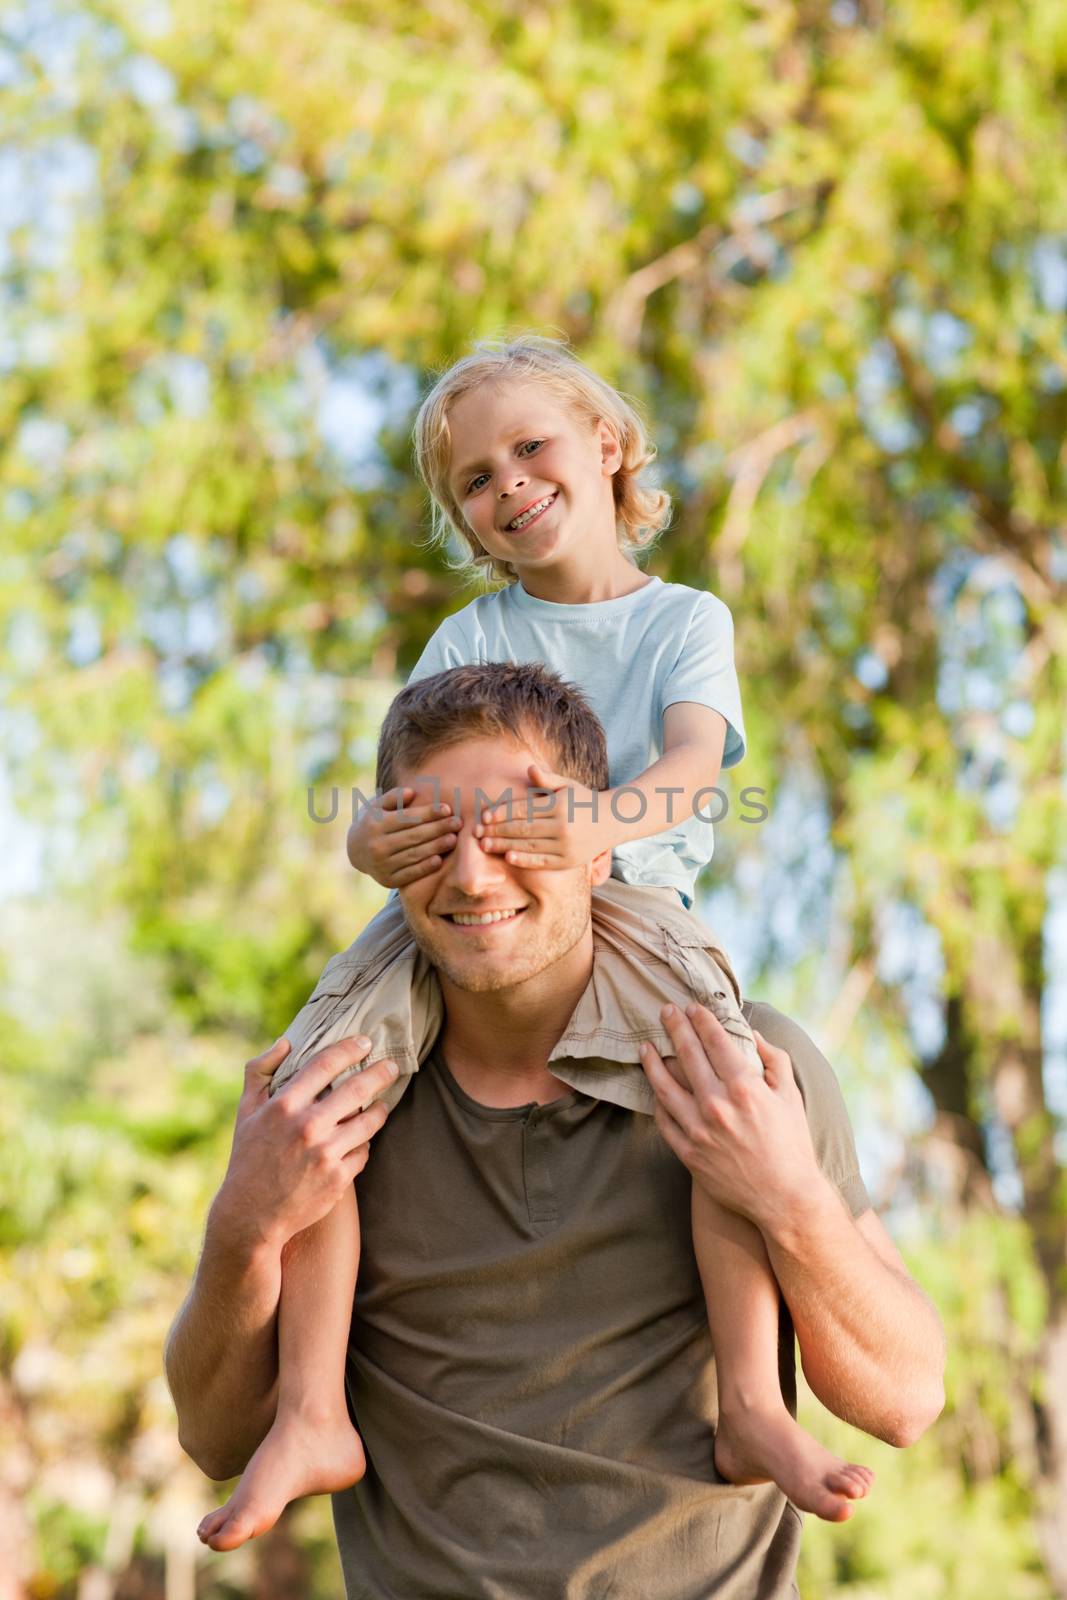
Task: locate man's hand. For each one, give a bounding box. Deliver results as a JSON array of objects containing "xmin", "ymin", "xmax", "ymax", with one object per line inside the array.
[
  {"xmin": 347, "ymin": 786, "xmax": 461, "ymax": 888},
  {"xmin": 214, "ymin": 1035, "xmax": 399, "ymax": 1253},
  {"xmin": 640, "ymin": 1002, "xmax": 821, "ymax": 1232},
  {"xmin": 475, "ymin": 761, "xmax": 612, "ymax": 870}
]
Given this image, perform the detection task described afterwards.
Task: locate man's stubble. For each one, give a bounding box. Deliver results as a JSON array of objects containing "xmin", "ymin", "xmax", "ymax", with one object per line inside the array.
[{"xmin": 404, "ymin": 873, "xmax": 594, "ymax": 996}]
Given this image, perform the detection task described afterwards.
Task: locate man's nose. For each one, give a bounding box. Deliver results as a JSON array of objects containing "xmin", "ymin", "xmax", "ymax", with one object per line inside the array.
[{"xmin": 442, "ymin": 817, "xmax": 510, "ymax": 894}]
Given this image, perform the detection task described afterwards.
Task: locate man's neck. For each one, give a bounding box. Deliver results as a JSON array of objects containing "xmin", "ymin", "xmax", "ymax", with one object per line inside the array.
[{"xmin": 436, "ymin": 934, "xmax": 594, "ymax": 1108}]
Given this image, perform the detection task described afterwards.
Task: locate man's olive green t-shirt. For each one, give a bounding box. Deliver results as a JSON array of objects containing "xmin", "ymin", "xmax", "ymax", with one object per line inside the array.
[{"xmin": 333, "ymin": 1001, "xmax": 871, "ymax": 1599}]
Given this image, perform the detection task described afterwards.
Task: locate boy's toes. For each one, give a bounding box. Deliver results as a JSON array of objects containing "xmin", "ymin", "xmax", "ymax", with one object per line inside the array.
[
  {"xmin": 818, "ymin": 1483, "xmax": 857, "ymax": 1521},
  {"xmin": 205, "ymin": 1507, "xmax": 260, "ymax": 1552},
  {"xmin": 827, "ymin": 1464, "xmax": 873, "ymax": 1499},
  {"xmin": 197, "ymin": 1508, "xmax": 228, "ymax": 1543}
]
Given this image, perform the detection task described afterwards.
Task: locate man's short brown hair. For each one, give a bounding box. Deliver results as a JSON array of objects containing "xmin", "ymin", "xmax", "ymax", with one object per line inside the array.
[{"xmin": 376, "ymin": 662, "xmax": 609, "ymax": 797}]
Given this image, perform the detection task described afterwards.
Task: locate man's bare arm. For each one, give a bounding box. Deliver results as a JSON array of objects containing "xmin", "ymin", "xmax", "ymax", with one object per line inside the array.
[
  {"xmin": 641, "ymin": 1003, "xmax": 946, "ymax": 1449},
  {"xmin": 764, "ymin": 1182, "xmax": 945, "ymax": 1446},
  {"xmin": 164, "ymin": 1201, "xmax": 283, "ymax": 1479},
  {"xmin": 163, "ymin": 1038, "xmax": 397, "ymax": 1479}
]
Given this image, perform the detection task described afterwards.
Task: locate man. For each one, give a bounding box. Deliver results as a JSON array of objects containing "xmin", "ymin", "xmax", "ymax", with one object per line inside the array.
[{"xmin": 165, "ymin": 664, "xmax": 945, "ymax": 1599}]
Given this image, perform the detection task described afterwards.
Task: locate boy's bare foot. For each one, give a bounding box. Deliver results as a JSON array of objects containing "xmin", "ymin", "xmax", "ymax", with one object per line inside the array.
[
  {"xmin": 196, "ymin": 1408, "xmax": 367, "ymax": 1552},
  {"xmin": 714, "ymin": 1402, "xmax": 874, "ymax": 1523}
]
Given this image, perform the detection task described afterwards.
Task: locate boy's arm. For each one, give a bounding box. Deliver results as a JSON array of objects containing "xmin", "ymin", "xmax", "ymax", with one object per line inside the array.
[
  {"xmin": 476, "ymin": 702, "xmax": 730, "ymax": 864},
  {"xmin": 595, "ymin": 701, "xmax": 728, "ymax": 849}
]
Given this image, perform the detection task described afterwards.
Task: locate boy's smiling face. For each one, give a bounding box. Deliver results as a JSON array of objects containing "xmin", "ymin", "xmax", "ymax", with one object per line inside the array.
[{"xmin": 446, "ymin": 380, "xmax": 622, "ymax": 584}]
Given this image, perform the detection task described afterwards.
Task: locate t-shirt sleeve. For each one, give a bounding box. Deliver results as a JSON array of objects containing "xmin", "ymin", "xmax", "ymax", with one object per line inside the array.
[
  {"xmin": 661, "ymin": 592, "xmax": 746, "ymax": 769},
  {"xmin": 406, "ymin": 616, "xmax": 471, "ymax": 685},
  {"xmin": 744, "ymin": 1001, "xmax": 872, "ymax": 1219}
]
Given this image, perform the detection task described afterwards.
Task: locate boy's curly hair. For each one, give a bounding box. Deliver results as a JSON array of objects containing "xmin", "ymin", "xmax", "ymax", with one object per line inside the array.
[{"xmin": 412, "ymin": 331, "xmax": 672, "ymax": 587}]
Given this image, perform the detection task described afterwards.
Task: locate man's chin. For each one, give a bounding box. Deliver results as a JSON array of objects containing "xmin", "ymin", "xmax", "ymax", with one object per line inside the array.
[
  {"xmin": 426, "ymin": 931, "xmax": 538, "ymax": 994},
  {"xmin": 405, "ymin": 924, "xmax": 525, "ymax": 994},
  {"xmin": 438, "ymin": 962, "xmax": 522, "ymax": 995}
]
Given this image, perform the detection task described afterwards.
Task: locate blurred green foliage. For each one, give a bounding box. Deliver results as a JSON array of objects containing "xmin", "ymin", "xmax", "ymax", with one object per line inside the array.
[{"xmin": 2, "ymin": 0, "xmax": 1066, "ymax": 1594}]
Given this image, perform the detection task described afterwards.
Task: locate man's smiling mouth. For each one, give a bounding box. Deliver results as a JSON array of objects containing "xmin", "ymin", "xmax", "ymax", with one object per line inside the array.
[{"xmin": 442, "ymin": 908, "xmax": 526, "ymax": 926}]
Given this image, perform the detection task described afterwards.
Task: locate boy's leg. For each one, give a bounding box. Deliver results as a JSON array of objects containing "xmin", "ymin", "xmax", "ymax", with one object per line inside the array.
[
  {"xmin": 197, "ymin": 1187, "xmax": 365, "ymax": 1551},
  {"xmin": 691, "ymin": 1181, "xmax": 875, "ymax": 1522}
]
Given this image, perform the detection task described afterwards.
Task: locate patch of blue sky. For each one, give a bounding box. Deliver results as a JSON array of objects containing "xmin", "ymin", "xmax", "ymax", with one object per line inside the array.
[
  {"xmin": 308, "ymin": 344, "xmax": 419, "ymax": 489},
  {"xmin": 855, "ymin": 339, "xmax": 922, "ymax": 454},
  {"xmin": 157, "ymin": 658, "xmax": 195, "ymax": 713},
  {"xmin": 0, "ymin": 41, "xmax": 27, "ymax": 89},
  {"xmin": 887, "ymin": 305, "xmax": 973, "ymax": 383},
  {"xmin": 190, "ymin": 770, "xmax": 231, "ymax": 828},
  {"xmin": 122, "ymin": 52, "xmax": 175, "ymax": 108},
  {"xmin": 1046, "ymin": 534, "xmax": 1067, "ymax": 585},
  {"xmin": 876, "ymin": 900, "xmax": 946, "ymax": 1061},
  {"xmin": 700, "ymin": 764, "xmax": 835, "ymax": 990},
  {"xmin": 5, "ymin": 2, "xmax": 116, "ymax": 100},
  {"xmin": 163, "ymin": 354, "xmax": 211, "ymax": 418},
  {"xmin": 164, "ymin": 533, "xmax": 213, "ymax": 595},
  {"xmin": 299, "ymin": 730, "xmax": 342, "ymax": 782},
  {"xmin": 985, "ymin": 1119, "xmax": 1024, "ymax": 1210},
  {"xmin": 1002, "ymin": 700, "xmax": 1035, "ymax": 739},
  {"xmin": 7, "ymin": 611, "xmax": 49, "ymax": 674},
  {"xmin": 264, "ymin": 164, "xmax": 308, "ymax": 202},
  {"xmin": 981, "ymin": 772, "xmax": 1019, "ymax": 831},
  {"xmin": 724, "ymin": 129, "xmax": 767, "ymax": 170},
  {"xmin": 185, "ymin": 597, "xmax": 228, "ymax": 657},
  {"xmin": 66, "ymin": 607, "xmax": 102, "ymax": 666},
  {"xmin": 670, "ymin": 181, "xmax": 704, "ymax": 214},
  {"xmin": 227, "ymin": 94, "xmax": 287, "ymax": 172},
  {"xmin": 0, "ymin": 764, "xmax": 46, "ymax": 899},
  {"xmin": 935, "ymin": 556, "xmax": 1028, "ymax": 720},
  {"xmin": 924, "ymin": 309, "xmax": 972, "ymax": 376},
  {"xmin": 15, "ymin": 415, "xmax": 69, "ymax": 471},
  {"xmin": 948, "ymin": 397, "xmax": 993, "ymax": 438},
  {"xmin": 1, "ymin": 314, "xmax": 66, "ymax": 374},
  {"xmin": 1044, "ymin": 881, "xmax": 1067, "ymax": 1132},
  {"xmin": 129, "ymin": 354, "xmax": 211, "ymax": 424},
  {"xmin": 854, "ymin": 648, "xmax": 889, "ymax": 691},
  {"xmin": 0, "ymin": 137, "xmax": 98, "ymax": 273},
  {"xmin": 1031, "ymin": 235, "xmax": 1067, "ymax": 314},
  {"xmin": 136, "ymin": 0, "xmax": 172, "ymax": 37},
  {"xmin": 2, "ymin": 489, "xmax": 31, "ymax": 523}
]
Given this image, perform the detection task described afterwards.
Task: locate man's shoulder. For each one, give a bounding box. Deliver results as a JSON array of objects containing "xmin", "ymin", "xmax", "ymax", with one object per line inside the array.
[
  {"xmin": 743, "ymin": 1000, "xmax": 870, "ymax": 1218},
  {"xmin": 742, "ymin": 1000, "xmax": 822, "ymax": 1062},
  {"xmin": 741, "ymin": 1000, "xmax": 837, "ymax": 1110}
]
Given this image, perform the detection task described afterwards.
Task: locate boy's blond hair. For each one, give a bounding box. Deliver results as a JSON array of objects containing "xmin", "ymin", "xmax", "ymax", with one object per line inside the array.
[{"xmin": 412, "ymin": 332, "xmax": 672, "ymax": 587}]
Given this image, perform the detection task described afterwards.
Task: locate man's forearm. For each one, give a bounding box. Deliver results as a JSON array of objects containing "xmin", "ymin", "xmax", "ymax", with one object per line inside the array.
[
  {"xmin": 764, "ymin": 1178, "xmax": 945, "ymax": 1446},
  {"xmin": 164, "ymin": 1194, "xmax": 283, "ymax": 1479}
]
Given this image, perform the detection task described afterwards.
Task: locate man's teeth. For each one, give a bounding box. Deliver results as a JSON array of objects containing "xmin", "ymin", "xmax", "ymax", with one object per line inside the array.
[
  {"xmin": 451, "ymin": 910, "xmax": 520, "ymax": 925},
  {"xmin": 507, "ymin": 494, "xmax": 554, "ymax": 531}
]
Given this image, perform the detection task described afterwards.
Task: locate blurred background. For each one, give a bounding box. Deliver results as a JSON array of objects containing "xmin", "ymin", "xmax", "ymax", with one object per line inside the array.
[{"xmin": 2, "ymin": 0, "xmax": 1065, "ymax": 1594}]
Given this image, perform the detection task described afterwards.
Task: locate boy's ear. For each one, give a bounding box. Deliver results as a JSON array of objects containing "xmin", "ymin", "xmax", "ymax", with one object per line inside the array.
[{"xmin": 598, "ymin": 419, "xmax": 622, "ymax": 475}]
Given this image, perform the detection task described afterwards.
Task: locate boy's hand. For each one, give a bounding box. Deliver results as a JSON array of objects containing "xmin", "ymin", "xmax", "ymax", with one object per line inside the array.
[
  {"xmin": 475, "ymin": 762, "xmax": 612, "ymax": 870},
  {"xmin": 347, "ymin": 786, "xmax": 460, "ymax": 888}
]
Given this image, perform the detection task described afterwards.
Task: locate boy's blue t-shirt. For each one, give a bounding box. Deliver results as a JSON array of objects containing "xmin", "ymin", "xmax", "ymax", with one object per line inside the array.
[{"xmin": 405, "ymin": 576, "xmax": 746, "ymax": 901}]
